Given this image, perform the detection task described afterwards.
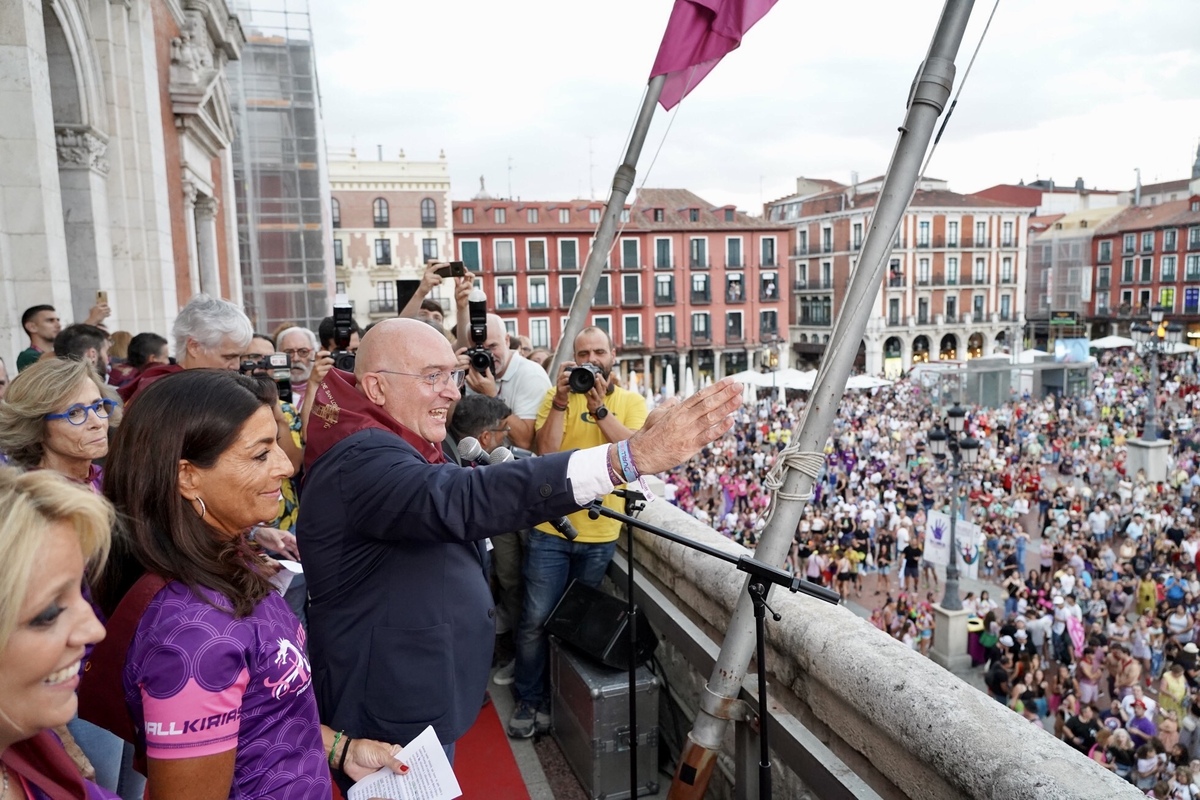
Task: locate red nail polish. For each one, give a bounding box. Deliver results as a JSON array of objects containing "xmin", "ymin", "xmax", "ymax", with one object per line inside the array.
[{"xmin": 399, "ymin": 764, "xmax": 409, "ymax": 774}]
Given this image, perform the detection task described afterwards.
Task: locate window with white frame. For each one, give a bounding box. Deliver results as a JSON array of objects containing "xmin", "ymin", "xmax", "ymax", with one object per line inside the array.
[
  {"xmin": 589, "ymin": 208, "xmax": 601, "ymax": 224},
  {"xmin": 917, "ymin": 258, "xmax": 931, "ymax": 284},
  {"xmin": 655, "ymin": 238, "xmax": 672, "ymax": 269},
  {"xmin": 1002, "ymin": 221, "xmax": 1014, "ymax": 247},
  {"xmin": 918, "ymin": 221, "xmax": 930, "ymax": 247},
  {"xmin": 656, "ymin": 314, "xmax": 674, "ymax": 341},
  {"xmin": 760, "ymin": 310, "xmax": 778, "ymax": 336},
  {"xmin": 623, "ymin": 314, "xmax": 642, "ymax": 345},
  {"xmin": 459, "ymin": 240, "xmax": 481, "ymax": 271},
  {"xmin": 333, "ymin": 239, "xmax": 343, "ymax": 266},
  {"xmin": 559, "ymin": 239, "xmax": 578, "ymax": 270},
  {"xmin": 558, "ymin": 208, "xmax": 570, "ymax": 224},
  {"xmin": 621, "ymin": 239, "xmax": 639, "ymax": 269},
  {"xmin": 495, "ymin": 277, "xmax": 516, "ymax": 309},
  {"xmin": 947, "ymin": 256, "xmax": 959, "ymax": 284},
  {"xmin": 494, "ymin": 240, "xmax": 515, "ymax": 272},
  {"xmin": 527, "ymin": 208, "xmax": 539, "ymax": 224},
  {"xmin": 760, "ymin": 271, "xmax": 777, "ymax": 300},
  {"xmin": 947, "ymin": 221, "xmax": 958, "ymax": 247},
  {"xmin": 1165, "ymin": 229, "xmax": 1178, "ymax": 250},
  {"xmin": 622, "ymin": 274, "xmax": 641, "ymax": 305},
  {"xmin": 528, "ymin": 240, "xmax": 547, "ymax": 270},
  {"xmin": 560, "ymin": 275, "xmax": 578, "ymax": 307},
  {"xmin": 528, "ymin": 276, "xmax": 548, "ymax": 308},
  {"xmin": 529, "ymin": 318, "xmax": 550, "ymax": 349},
  {"xmin": 422, "ymin": 238, "xmax": 438, "ymax": 262},
  {"xmin": 726, "ymin": 237, "xmax": 742, "ymax": 268},
  {"xmin": 761, "ymin": 237, "xmax": 776, "ymax": 266},
  {"xmin": 461, "ymin": 207, "xmax": 474, "ymax": 224},
  {"xmin": 1162, "ymin": 255, "xmax": 1178, "ymax": 282},
  {"xmin": 1001, "ymin": 257, "xmax": 1013, "ymax": 282},
  {"xmin": 591, "ymin": 315, "xmax": 611, "ymax": 336},
  {"xmin": 503, "ymin": 318, "xmax": 517, "ymax": 337},
  {"xmin": 691, "ymin": 312, "xmax": 710, "ymax": 340},
  {"xmin": 726, "ymin": 311, "xmax": 743, "ymax": 340},
  {"xmin": 494, "ymin": 207, "xmax": 506, "ymax": 224},
  {"xmin": 975, "ymin": 220, "xmax": 987, "ymax": 246},
  {"xmin": 374, "ymin": 238, "xmax": 391, "ymax": 265},
  {"xmin": 689, "ymin": 237, "xmax": 708, "ymax": 268},
  {"xmin": 975, "ymin": 257, "xmax": 988, "ymax": 283},
  {"xmin": 592, "ymin": 275, "xmax": 611, "ymax": 306}
]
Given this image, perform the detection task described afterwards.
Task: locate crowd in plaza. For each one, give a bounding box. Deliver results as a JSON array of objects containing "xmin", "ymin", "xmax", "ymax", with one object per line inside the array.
[{"xmin": 663, "ymin": 347, "xmax": 1200, "ymax": 795}]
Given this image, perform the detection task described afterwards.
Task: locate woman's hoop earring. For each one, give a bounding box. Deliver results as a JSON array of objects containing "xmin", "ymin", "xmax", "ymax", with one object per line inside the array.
[{"xmin": 196, "ymin": 497, "xmax": 207, "ymax": 519}]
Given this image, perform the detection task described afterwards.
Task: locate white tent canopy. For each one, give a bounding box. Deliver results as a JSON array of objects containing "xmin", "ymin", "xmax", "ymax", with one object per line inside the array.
[
  {"xmin": 845, "ymin": 374, "xmax": 894, "ymax": 390},
  {"xmin": 1090, "ymin": 335, "xmax": 1136, "ymax": 349}
]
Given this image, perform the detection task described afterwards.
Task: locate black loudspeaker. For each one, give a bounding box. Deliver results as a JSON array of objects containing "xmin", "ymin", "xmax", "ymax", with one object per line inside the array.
[{"xmin": 544, "ymin": 579, "xmax": 658, "ymax": 671}]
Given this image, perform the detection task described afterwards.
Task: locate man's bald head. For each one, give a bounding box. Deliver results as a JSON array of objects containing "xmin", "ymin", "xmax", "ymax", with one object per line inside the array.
[
  {"xmin": 355, "ymin": 318, "xmax": 461, "ymax": 443},
  {"xmin": 355, "ymin": 317, "xmax": 454, "ymax": 377}
]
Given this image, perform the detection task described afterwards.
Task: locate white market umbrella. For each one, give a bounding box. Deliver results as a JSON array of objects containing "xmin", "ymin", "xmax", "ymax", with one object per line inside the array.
[
  {"xmin": 683, "ymin": 367, "xmax": 696, "ymax": 398},
  {"xmin": 1156, "ymin": 341, "xmax": 1198, "ymax": 355},
  {"xmin": 1090, "ymin": 335, "xmax": 1136, "ymax": 349},
  {"xmin": 663, "ymin": 363, "xmax": 676, "ymax": 398},
  {"xmin": 846, "ymin": 374, "xmax": 894, "ymax": 390}
]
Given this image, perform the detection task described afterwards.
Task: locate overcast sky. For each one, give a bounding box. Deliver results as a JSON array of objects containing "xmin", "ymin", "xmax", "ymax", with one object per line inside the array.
[{"xmin": 304, "ymin": 0, "xmax": 1200, "ymax": 213}]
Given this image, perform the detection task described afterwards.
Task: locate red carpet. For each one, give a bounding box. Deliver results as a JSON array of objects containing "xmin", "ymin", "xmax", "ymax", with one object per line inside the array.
[{"xmin": 454, "ymin": 698, "xmax": 530, "ymax": 800}]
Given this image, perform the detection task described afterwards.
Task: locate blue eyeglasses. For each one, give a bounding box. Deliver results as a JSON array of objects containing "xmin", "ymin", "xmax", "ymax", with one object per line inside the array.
[{"xmin": 45, "ymin": 398, "xmax": 120, "ymax": 425}]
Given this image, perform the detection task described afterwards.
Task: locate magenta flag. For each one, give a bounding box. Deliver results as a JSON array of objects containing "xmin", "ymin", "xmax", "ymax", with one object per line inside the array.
[{"xmin": 649, "ymin": 0, "xmax": 779, "ymax": 110}]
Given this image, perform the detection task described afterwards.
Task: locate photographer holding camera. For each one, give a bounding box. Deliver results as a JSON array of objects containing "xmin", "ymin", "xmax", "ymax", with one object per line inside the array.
[
  {"xmin": 507, "ymin": 325, "xmax": 647, "ymax": 738},
  {"xmin": 460, "ymin": 300, "xmax": 550, "ymax": 452}
]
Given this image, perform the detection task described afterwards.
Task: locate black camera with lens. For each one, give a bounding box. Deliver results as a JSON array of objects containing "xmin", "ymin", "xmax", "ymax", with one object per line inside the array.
[
  {"xmin": 464, "ymin": 289, "xmax": 496, "ymax": 375},
  {"xmin": 331, "ymin": 300, "xmax": 356, "ymax": 372},
  {"xmin": 240, "ymin": 352, "xmax": 292, "ymax": 400},
  {"xmin": 568, "ymin": 363, "xmax": 602, "ymax": 394}
]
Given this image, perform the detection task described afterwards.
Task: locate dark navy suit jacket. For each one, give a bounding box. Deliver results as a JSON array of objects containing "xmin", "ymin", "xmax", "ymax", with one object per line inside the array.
[{"xmin": 297, "ymin": 428, "xmax": 580, "ymax": 749}]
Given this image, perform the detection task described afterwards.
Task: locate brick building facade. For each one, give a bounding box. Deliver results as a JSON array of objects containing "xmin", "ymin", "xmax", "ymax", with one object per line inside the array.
[{"xmin": 451, "ymin": 188, "xmax": 792, "ymax": 389}]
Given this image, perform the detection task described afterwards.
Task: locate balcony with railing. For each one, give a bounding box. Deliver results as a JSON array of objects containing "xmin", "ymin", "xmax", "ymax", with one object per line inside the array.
[
  {"xmin": 655, "ymin": 291, "xmax": 675, "ymax": 305},
  {"xmin": 690, "ymin": 288, "xmax": 711, "ymax": 304},
  {"xmin": 887, "ymin": 315, "xmax": 902, "ymax": 326},
  {"xmin": 1097, "ymin": 278, "xmax": 1111, "ymax": 291},
  {"xmin": 1189, "ymin": 238, "xmax": 1200, "ymax": 252},
  {"xmin": 798, "ymin": 313, "xmax": 832, "ymax": 326},
  {"xmin": 1000, "ymin": 274, "xmax": 1014, "ymax": 284},
  {"xmin": 368, "ymin": 299, "xmax": 397, "ymax": 316},
  {"xmin": 1098, "ymin": 248, "xmax": 1113, "ymax": 264},
  {"xmin": 725, "ymin": 289, "xmax": 745, "ymax": 304},
  {"xmin": 726, "ymin": 327, "xmax": 745, "ymax": 343},
  {"xmin": 690, "ymin": 259, "xmax": 710, "ymax": 269},
  {"xmin": 654, "ymin": 332, "xmax": 676, "ymax": 347},
  {"xmin": 691, "ymin": 331, "xmax": 711, "ymax": 345}
]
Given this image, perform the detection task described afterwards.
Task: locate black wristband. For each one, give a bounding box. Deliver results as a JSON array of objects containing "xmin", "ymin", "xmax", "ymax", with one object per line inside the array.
[
  {"xmin": 338, "ymin": 737, "xmax": 352, "ymax": 772},
  {"xmin": 552, "ymin": 400, "xmax": 569, "ymax": 412}
]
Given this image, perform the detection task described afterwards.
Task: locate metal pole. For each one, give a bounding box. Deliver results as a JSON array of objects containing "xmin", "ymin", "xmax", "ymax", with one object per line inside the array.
[
  {"xmin": 1145, "ymin": 345, "xmax": 1159, "ymax": 441},
  {"xmin": 943, "ymin": 459, "xmax": 962, "ymax": 610},
  {"xmin": 668, "ymin": 4, "xmax": 975, "ymax": 797},
  {"xmin": 548, "ymin": 76, "xmax": 666, "ymax": 378}
]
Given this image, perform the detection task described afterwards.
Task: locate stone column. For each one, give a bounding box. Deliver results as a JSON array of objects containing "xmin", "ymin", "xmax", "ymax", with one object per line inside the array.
[
  {"xmin": 181, "ymin": 179, "xmax": 201, "ymax": 296},
  {"xmin": 0, "ymin": 0, "xmax": 72, "ymax": 362},
  {"xmin": 194, "ymin": 195, "xmax": 220, "ymax": 296},
  {"xmin": 55, "ymin": 125, "xmax": 116, "ymax": 325},
  {"xmin": 930, "ymin": 605, "xmax": 973, "ymax": 671}
]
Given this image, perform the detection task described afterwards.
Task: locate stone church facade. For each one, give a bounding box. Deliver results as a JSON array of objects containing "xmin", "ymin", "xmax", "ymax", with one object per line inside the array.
[{"xmin": 1, "ymin": 0, "xmax": 245, "ymax": 363}]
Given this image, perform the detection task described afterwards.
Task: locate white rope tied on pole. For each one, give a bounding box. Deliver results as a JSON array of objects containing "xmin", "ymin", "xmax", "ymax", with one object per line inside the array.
[{"xmin": 762, "ymin": 445, "xmax": 825, "ymax": 505}]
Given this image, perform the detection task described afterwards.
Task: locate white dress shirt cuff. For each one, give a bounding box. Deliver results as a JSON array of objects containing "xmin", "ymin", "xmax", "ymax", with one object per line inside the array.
[{"xmin": 567, "ymin": 445, "xmax": 615, "ymax": 506}]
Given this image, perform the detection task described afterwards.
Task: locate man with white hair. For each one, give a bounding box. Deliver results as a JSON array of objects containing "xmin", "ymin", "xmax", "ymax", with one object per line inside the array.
[
  {"xmin": 276, "ymin": 325, "xmax": 320, "ymax": 407},
  {"xmin": 118, "ymin": 294, "xmax": 253, "ymax": 403}
]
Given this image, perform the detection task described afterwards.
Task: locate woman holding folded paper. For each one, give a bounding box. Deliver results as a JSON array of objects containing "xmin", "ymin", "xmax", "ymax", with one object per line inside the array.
[{"xmin": 94, "ymin": 370, "xmax": 407, "ymax": 799}]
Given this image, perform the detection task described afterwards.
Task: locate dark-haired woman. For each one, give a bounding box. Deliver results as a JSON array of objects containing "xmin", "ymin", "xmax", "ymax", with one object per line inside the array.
[{"xmin": 99, "ymin": 370, "xmax": 405, "ymax": 799}]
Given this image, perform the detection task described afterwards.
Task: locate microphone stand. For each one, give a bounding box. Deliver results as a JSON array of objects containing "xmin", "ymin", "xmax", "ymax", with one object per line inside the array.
[{"xmin": 587, "ymin": 495, "xmax": 840, "ymax": 800}]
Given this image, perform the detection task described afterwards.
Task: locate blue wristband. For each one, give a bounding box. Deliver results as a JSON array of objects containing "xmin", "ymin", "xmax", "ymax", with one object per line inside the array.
[{"xmin": 616, "ymin": 440, "xmax": 638, "ymax": 484}]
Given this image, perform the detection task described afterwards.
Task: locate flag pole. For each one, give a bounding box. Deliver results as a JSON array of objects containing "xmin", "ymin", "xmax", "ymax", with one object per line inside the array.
[
  {"xmin": 667, "ymin": 2, "xmax": 977, "ymax": 797},
  {"xmin": 549, "ymin": 75, "xmax": 666, "ymax": 377}
]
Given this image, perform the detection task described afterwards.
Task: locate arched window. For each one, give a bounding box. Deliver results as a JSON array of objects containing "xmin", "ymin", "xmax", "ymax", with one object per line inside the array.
[
  {"xmin": 373, "ymin": 198, "xmax": 389, "ymax": 228},
  {"xmin": 420, "ymin": 197, "xmax": 437, "ymax": 228},
  {"xmin": 331, "ymin": 197, "xmax": 341, "ymax": 228}
]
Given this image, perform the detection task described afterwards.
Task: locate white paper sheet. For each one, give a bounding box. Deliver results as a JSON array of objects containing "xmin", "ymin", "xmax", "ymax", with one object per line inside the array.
[
  {"xmin": 346, "ymin": 725, "xmax": 462, "ymax": 800},
  {"xmin": 269, "ymin": 559, "xmax": 303, "ymax": 595}
]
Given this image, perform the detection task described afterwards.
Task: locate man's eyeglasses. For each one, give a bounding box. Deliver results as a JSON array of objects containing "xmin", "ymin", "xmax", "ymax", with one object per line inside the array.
[
  {"xmin": 282, "ymin": 348, "xmax": 313, "ymax": 359},
  {"xmin": 45, "ymin": 398, "xmax": 120, "ymax": 425},
  {"xmin": 374, "ymin": 369, "xmax": 466, "ymax": 390}
]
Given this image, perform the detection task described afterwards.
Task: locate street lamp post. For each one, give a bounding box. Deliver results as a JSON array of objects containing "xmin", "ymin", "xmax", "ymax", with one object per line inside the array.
[
  {"xmin": 926, "ymin": 403, "xmax": 980, "ymax": 612},
  {"xmin": 1130, "ymin": 305, "xmax": 1183, "ymax": 442}
]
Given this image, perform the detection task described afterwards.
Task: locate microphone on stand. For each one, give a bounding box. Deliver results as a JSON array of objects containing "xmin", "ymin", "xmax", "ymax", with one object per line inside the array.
[{"xmin": 488, "ymin": 447, "xmax": 578, "ymax": 540}]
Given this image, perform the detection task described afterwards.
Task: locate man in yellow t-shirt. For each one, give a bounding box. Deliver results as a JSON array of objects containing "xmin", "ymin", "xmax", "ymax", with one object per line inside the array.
[{"xmin": 507, "ymin": 326, "xmax": 648, "ymax": 739}]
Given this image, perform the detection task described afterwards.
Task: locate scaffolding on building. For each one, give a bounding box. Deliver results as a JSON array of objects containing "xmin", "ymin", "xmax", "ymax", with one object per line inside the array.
[
  {"xmin": 1026, "ymin": 229, "xmax": 1091, "ymax": 348},
  {"xmin": 229, "ymin": 0, "xmax": 334, "ymax": 334}
]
